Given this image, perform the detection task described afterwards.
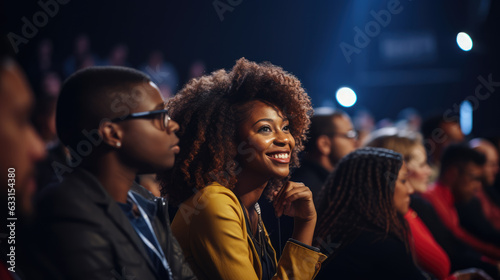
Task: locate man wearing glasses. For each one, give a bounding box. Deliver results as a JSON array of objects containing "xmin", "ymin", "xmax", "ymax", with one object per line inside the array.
[
  {"xmin": 291, "ymin": 108, "xmax": 358, "ymax": 197},
  {"xmin": 34, "ymin": 66, "xmax": 196, "ymax": 280}
]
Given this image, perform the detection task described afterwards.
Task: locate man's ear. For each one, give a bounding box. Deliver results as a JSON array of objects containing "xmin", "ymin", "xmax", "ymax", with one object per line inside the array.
[
  {"xmin": 99, "ymin": 121, "xmax": 123, "ymax": 148},
  {"xmin": 317, "ymin": 135, "xmax": 332, "ymax": 156}
]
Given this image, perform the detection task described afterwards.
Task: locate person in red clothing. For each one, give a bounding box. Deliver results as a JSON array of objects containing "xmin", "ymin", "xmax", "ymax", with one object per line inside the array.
[
  {"xmin": 470, "ymin": 138, "xmax": 500, "ymax": 230},
  {"xmin": 366, "ymin": 128, "xmax": 496, "ymax": 279},
  {"xmin": 423, "ymin": 144, "xmax": 500, "ymax": 261}
]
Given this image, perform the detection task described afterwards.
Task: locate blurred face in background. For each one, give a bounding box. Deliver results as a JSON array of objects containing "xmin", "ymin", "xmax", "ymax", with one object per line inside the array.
[
  {"xmin": 452, "ymin": 163, "xmax": 483, "ymax": 203},
  {"xmin": 329, "ymin": 115, "xmax": 358, "ymax": 165},
  {"xmin": 406, "ymin": 144, "xmax": 432, "ymax": 193},
  {"xmin": 474, "ymin": 143, "xmax": 499, "ymax": 186},
  {"xmin": 440, "ymin": 122, "xmax": 464, "ymax": 147},
  {"xmin": 393, "ymin": 162, "xmax": 414, "ymax": 215},
  {"xmin": 0, "ymin": 61, "xmax": 46, "ymax": 215}
]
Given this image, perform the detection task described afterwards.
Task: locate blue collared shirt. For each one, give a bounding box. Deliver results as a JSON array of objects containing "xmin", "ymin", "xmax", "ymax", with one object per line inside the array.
[{"xmin": 118, "ymin": 191, "xmax": 173, "ymax": 280}]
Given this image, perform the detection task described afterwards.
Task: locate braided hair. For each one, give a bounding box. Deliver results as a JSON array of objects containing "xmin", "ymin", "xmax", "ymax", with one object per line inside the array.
[
  {"xmin": 158, "ymin": 58, "xmax": 312, "ymax": 205},
  {"xmin": 315, "ymin": 147, "xmax": 410, "ymax": 253}
]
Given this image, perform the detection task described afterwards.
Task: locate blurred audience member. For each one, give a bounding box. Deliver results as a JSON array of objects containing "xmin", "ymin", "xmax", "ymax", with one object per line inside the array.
[
  {"xmin": 142, "ymin": 50, "xmax": 178, "ymax": 100},
  {"xmin": 353, "ymin": 109, "xmax": 375, "ymax": 146},
  {"xmin": 39, "ymin": 71, "xmax": 62, "ymax": 99},
  {"xmin": 33, "ymin": 71, "xmax": 61, "ymax": 145},
  {"xmin": 455, "ymin": 139, "xmax": 500, "ymax": 235},
  {"xmin": 63, "ymin": 34, "xmax": 98, "ymax": 77},
  {"xmin": 33, "ymin": 95, "xmax": 58, "ymax": 146},
  {"xmin": 422, "ymin": 115, "xmax": 465, "ymax": 183},
  {"xmin": 36, "ymin": 39, "xmax": 55, "ymax": 73},
  {"xmin": 28, "ymin": 39, "xmax": 57, "ymax": 86},
  {"xmin": 315, "ymin": 148, "xmax": 428, "ymax": 280},
  {"xmin": 106, "ymin": 43, "xmax": 130, "ymax": 67},
  {"xmin": 188, "ymin": 60, "xmax": 206, "ymax": 80},
  {"xmin": 291, "ymin": 107, "xmax": 357, "ymax": 196},
  {"xmin": 423, "ymin": 144, "xmax": 500, "ymax": 260},
  {"xmin": 31, "ymin": 71, "xmax": 69, "ymax": 192},
  {"xmin": 77, "ymin": 54, "xmax": 96, "ymax": 71},
  {"xmin": 396, "ymin": 107, "xmax": 422, "ymax": 132},
  {"xmin": 365, "ymin": 128, "xmax": 497, "ymax": 279},
  {"xmin": 376, "ymin": 117, "xmax": 394, "ymax": 129},
  {"xmin": 485, "ymin": 137, "xmax": 500, "ymax": 206},
  {"xmin": 0, "ymin": 40, "xmax": 46, "ymax": 279}
]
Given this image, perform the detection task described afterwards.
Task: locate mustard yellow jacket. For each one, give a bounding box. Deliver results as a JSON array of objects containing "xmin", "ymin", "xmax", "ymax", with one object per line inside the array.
[{"xmin": 172, "ymin": 182, "xmax": 327, "ymax": 280}]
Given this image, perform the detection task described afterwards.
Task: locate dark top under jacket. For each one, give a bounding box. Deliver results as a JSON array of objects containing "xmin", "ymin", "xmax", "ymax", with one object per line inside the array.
[
  {"xmin": 33, "ymin": 168, "xmax": 196, "ymax": 280},
  {"xmin": 316, "ymin": 230, "xmax": 428, "ymax": 280}
]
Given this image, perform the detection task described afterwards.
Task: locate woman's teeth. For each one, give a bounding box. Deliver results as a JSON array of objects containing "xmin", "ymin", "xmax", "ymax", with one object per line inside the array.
[{"xmin": 269, "ymin": 153, "xmax": 289, "ymax": 159}]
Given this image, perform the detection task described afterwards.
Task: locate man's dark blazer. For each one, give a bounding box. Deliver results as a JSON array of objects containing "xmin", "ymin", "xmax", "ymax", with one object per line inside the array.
[{"xmin": 33, "ymin": 168, "xmax": 196, "ymax": 280}]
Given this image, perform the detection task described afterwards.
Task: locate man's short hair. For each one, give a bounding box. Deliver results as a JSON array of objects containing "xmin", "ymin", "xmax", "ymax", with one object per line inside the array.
[
  {"xmin": 440, "ymin": 144, "xmax": 486, "ymax": 176},
  {"xmin": 304, "ymin": 108, "xmax": 348, "ymax": 153},
  {"xmin": 56, "ymin": 66, "xmax": 151, "ymax": 149},
  {"xmin": 421, "ymin": 114, "xmax": 459, "ymax": 141}
]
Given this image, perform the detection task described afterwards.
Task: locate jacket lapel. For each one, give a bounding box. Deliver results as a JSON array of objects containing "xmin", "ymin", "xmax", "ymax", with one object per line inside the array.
[
  {"xmin": 104, "ymin": 201, "xmax": 158, "ymax": 274},
  {"xmin": 77, "ymin": 169, "xmax": 158, "ymax": 276}
]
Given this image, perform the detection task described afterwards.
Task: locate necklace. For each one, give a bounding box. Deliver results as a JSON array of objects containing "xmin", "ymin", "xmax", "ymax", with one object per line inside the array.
[{"xmin": 253, "ymin": 203, "xmax": 265, "ymax": 258}]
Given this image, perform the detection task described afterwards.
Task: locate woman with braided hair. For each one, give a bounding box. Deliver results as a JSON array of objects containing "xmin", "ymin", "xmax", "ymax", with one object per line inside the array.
[
  {"xmin": 158, "ymin": 58, "xmax": 326, "ymax": 280},
  {"xmin": 314, "ymin": 147, "xmax": 428, "ymax": 280}
]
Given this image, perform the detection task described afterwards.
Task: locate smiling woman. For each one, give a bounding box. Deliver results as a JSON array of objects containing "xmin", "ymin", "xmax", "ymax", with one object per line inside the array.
[{"xmin": 158, "ymin": 58, "xmax": 326, "ymax": 280}]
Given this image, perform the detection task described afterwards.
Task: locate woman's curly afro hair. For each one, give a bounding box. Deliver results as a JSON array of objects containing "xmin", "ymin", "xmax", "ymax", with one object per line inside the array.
[{"xmin": 158, "ymin": 58, "xmax": 312, "ymax": 205}]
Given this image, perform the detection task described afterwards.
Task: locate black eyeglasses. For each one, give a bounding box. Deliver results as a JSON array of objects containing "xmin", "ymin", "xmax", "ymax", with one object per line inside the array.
[
  {"xmin": 111, "ymin": 109, "xmax": 171, "ymax": 131},
  {"xmin": 331, "ymin": 130, "xmax": 358, "ymax": 140}
]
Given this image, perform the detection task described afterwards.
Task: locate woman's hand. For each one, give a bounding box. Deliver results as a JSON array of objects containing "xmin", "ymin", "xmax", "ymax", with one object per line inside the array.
[
  {"xmin": 273, "ymin": 181, "xmax": 317, "ymax": 245},
  {"xmin": 273, "ymin": 181, "xmax": 316, "ymax": 221}
]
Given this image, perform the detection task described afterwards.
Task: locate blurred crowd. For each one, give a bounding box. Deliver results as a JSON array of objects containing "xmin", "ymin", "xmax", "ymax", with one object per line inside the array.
[{"xmin": 2, "ymin": 32, "xmax": 500, "ymax": 280}]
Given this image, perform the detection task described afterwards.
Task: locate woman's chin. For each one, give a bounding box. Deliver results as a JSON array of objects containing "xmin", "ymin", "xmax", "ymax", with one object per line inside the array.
[{"xmin": 272, "ymin": 171, "xmax": 290, "ymax": 180}]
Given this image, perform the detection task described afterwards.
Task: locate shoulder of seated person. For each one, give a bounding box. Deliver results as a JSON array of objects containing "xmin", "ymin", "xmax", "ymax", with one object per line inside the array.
[
  {"xmin": 36, "ymin": 173, "xmax": 111, "ymax": 216},
  {"xmin": 195, "ymin": 182, "xmax": 237, "ymax": 201},
  {"xmin": 183, "ymin": 182, "xmax": 241, "ymax": 216}
]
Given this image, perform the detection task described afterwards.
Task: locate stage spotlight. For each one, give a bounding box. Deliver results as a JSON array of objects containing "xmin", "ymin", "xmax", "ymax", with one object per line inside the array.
[
  {"xmin": 336, "ymin": 87, "xmax": 357, "ymax": 108},
  {"xmin": 460, "ymin": 100, "xmax": 473, "ymax": 135},
  {"xmin": 456, "ymin": 32, "xmax": 473, "ymax": 51}
]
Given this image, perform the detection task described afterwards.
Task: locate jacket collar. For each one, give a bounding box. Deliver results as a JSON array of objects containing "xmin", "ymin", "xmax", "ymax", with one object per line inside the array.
[{"xmin": 72, "ymin": 168, "xmax": 158, "ymax": 276}]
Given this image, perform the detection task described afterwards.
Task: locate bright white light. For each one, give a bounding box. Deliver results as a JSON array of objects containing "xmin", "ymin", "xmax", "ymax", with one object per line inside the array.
[
  {"xmin": 457, "ymin": 32, "xmax": 473, "ymax": 51},
  {"xmin": 336, "ymin": 87, "xmax": 357, "ymax": 108},
  {"xmin": 460, "ymin": 100, "xmax": 473, "ymax": 135}
]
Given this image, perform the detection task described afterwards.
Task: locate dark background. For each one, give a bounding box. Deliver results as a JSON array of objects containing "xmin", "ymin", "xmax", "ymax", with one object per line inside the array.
[{"xmin": 3, "ymin": 0, "xmax": 500, "ymax": 137}]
